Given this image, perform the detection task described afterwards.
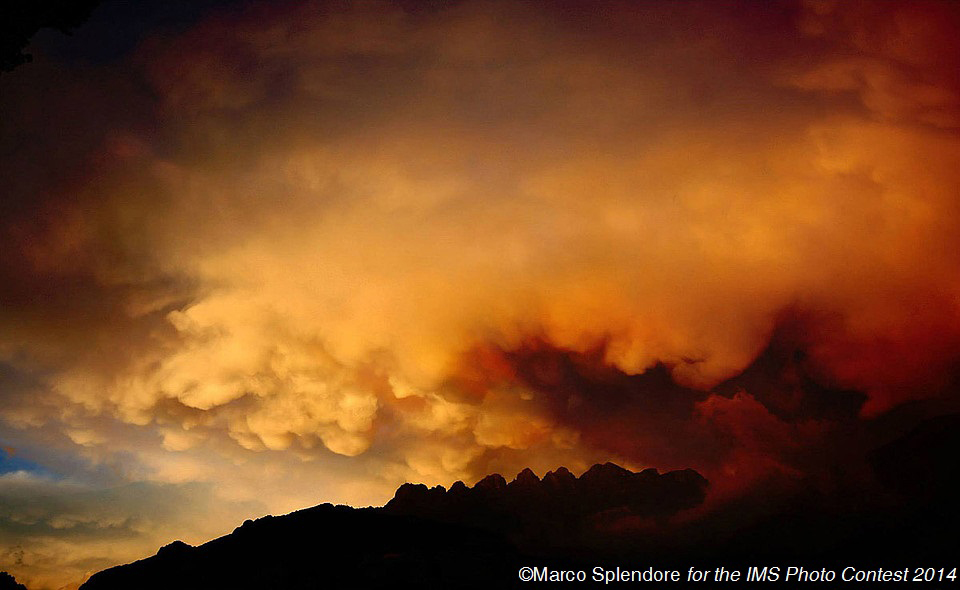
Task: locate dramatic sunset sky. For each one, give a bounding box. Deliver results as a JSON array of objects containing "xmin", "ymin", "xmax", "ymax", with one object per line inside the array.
[{"xmin": 2, "ymin": 1, "xmax": 959, "ymax": 587}]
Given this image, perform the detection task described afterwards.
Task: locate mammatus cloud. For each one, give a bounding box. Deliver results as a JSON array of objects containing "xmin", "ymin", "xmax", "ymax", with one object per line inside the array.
[{"xmin": 0, "ymin": 1, "xmax": 959, "ymax": 587}]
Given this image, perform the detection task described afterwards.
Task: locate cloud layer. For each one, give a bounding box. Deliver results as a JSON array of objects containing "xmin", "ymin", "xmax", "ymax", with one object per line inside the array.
[{"xmin": 1, "ymin": 1, "xmax": 959, "ymax": 587}]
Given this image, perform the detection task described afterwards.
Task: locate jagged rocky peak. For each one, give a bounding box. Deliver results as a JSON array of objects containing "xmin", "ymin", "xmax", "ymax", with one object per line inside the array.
[
  {"xmin": 509, "ymin": 467, "xmax": 540, "ymax": 488},
  {"xmin": 579, "ymin": 461, "xmax": 632, "ymax": 484},
  {"xmin": 473, "ymin": 472, "xmax": 507, "ymax": 492},
  {"xmin": 542, "ymin": 466, "xmax": 576, "ymax": 487},
  {"xmin": 157, "ymin": 540, "xmax": 192, "ymax": 558},
  {"xmin": 393, "ymin": 482, "xmax": 429, "ymax": 501},
  {"xmin": 384, "ymin": 461, "xmax": 709, "ymax": 520},
  {"xmin": 389, "ymin": 482, "xmax": 448, "ymax": 511}
]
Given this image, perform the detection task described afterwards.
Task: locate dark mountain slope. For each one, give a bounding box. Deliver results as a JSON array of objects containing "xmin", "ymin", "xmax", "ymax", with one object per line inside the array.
[
  {"xmin": 80, "ymin": 504, "xmax": 519, "ymax": 590},
  {"xmin": 0, "ymin": 573, "xmax": 26, "ymax": 590},
  {"xmin": 80, "ymin": 464, "xmax": 707, "ymax": 590},
  {"xmin": 79, "ymin": 429, "xmax": 960, "ymax": 590}
]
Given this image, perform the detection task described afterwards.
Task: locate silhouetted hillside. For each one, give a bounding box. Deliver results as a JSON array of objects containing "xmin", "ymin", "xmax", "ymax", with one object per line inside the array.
[
  {"xmin": 80, "ymin": 503, "xmax": 519, "ymax": 590},
  {"xmin": 78, "ymin": 448, "xmax": 960, "ymax": 589},
  {"xmin": 79, "ymin": 463, "xmax": 706, "ymax": 590},
  {"xmin": 0, "ymin": 572, "xmax": 26, "ymax": 590}
]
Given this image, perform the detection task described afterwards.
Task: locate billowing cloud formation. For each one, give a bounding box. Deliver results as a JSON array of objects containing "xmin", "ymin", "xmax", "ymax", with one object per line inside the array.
[{"xmin": 1, "ymin": 1, "xmax": 959, "ymax": 587}]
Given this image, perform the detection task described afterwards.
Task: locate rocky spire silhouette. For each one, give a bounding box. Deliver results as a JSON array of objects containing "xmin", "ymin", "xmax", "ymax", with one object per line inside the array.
[{"xmin": 383, "ymin": 462, "xmax": 708, "ymax": 548}]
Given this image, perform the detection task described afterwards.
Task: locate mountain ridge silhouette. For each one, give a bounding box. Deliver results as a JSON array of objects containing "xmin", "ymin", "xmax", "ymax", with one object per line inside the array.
[
  {"xmin": 77, "ymin": 417, "xmax": 960, "ymax": 590},
  {"xmin": 78, "ymin": 462, "xmax": 707, "ymax": 590}
]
